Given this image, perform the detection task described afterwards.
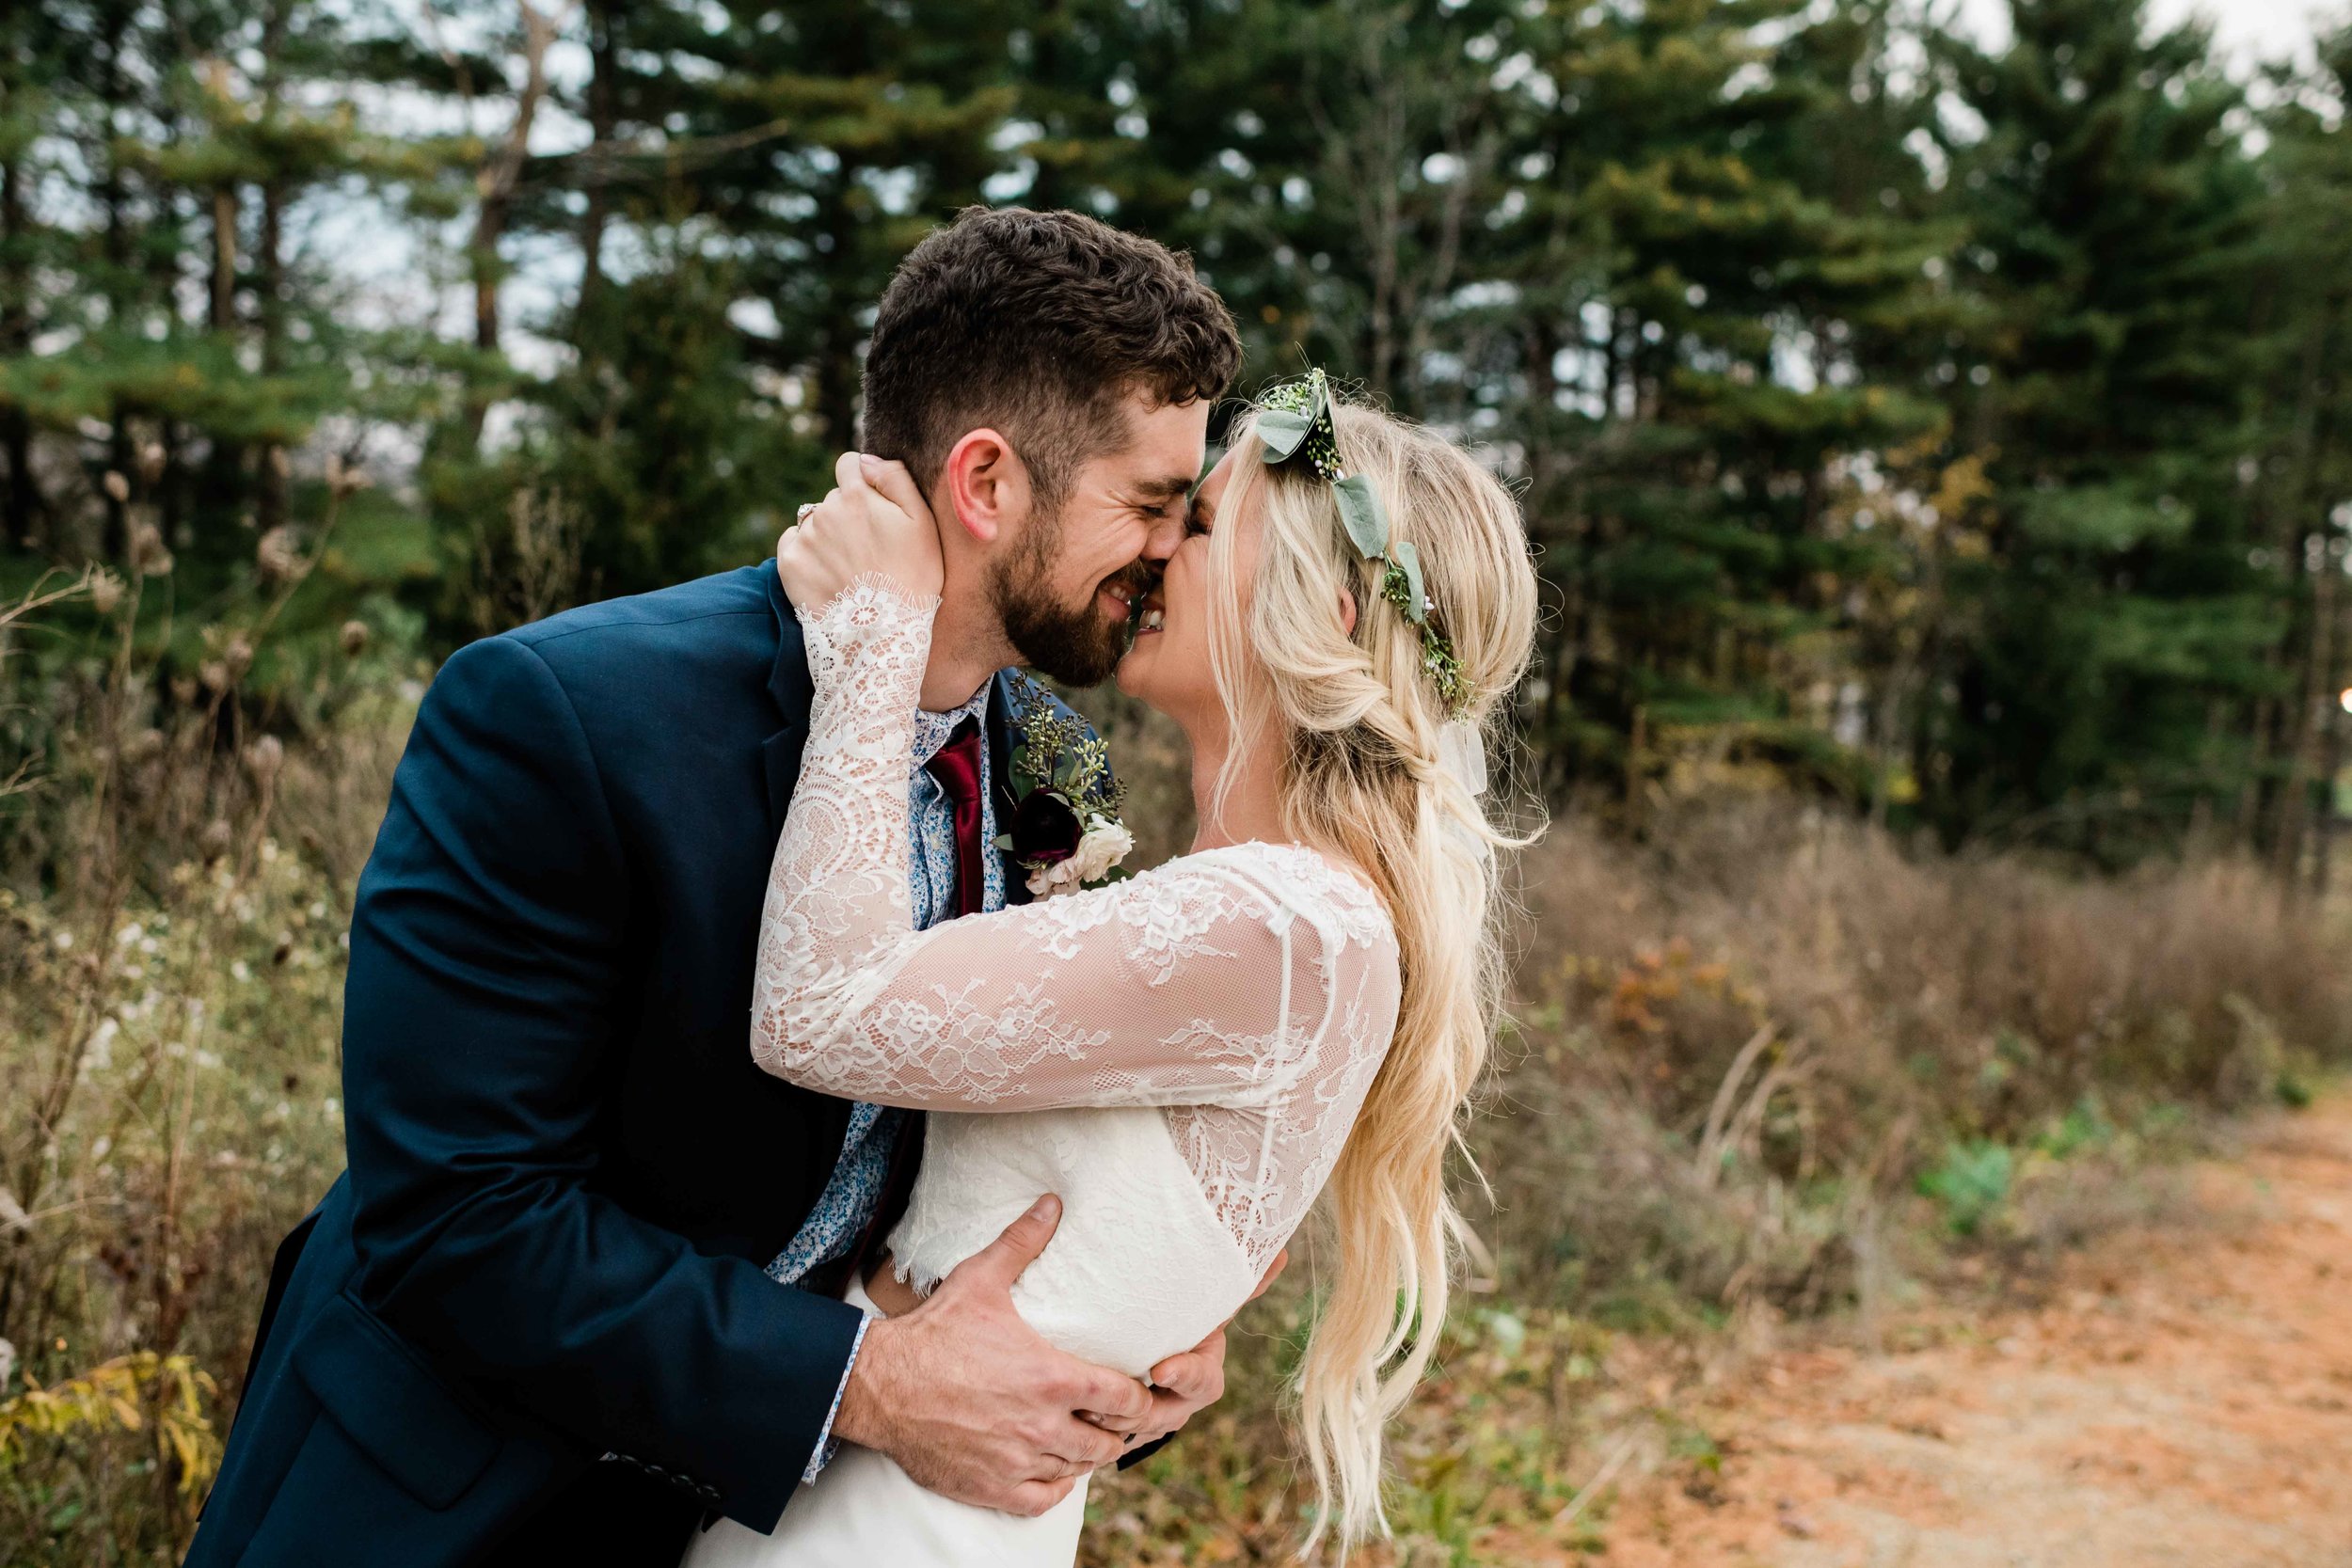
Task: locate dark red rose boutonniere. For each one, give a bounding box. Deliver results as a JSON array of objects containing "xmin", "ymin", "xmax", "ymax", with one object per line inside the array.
[{"xmin": 995, "ymin": 706, "xmax": 1132, "ymax": 897}]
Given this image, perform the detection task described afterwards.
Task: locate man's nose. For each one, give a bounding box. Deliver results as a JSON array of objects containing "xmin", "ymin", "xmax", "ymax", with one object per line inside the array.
[{"xmin": 1140, "ymin": 509, "xmax": 1188, "ymax": 562}]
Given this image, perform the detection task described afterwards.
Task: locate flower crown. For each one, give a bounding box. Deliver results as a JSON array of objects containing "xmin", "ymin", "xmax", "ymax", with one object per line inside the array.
[{"xmin": 1251, "ymin": 370, "xmax": 1470, "ymax": 717}]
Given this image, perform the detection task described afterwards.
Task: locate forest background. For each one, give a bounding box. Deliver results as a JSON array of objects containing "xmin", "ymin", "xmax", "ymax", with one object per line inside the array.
[{"xmin": 4, "ymin": 0, "xmax": 2350, "ymax": 1561}]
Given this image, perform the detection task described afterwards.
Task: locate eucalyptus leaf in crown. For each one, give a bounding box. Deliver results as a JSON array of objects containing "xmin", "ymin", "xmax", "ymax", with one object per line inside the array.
[{"xmin": 1253, "ymin": 370, "xmax": 1470, "ymax": 718}]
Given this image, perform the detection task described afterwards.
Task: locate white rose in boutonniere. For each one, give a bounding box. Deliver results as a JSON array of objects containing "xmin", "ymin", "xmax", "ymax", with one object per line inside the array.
[{"xmin": 1026, "ymin": 813, "xmax": 1136, "ymax": 899}]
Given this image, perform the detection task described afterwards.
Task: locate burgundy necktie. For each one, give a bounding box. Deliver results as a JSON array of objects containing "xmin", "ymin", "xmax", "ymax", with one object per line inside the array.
[{"xmin": 924, "ymin": 717, "xmax": 987, "ymax": 918}]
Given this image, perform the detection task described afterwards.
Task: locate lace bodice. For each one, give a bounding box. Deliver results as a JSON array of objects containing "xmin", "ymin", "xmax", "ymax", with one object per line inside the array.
[{"xmin": 750, "ymin": 578, "xmax": 1402, "ymax": 1278}]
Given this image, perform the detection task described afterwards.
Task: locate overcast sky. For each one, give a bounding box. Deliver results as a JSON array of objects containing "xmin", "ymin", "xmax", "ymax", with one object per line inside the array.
[{"xmin": 1954, "ymin": 0, "xmax": 2332, "ymax": 69}]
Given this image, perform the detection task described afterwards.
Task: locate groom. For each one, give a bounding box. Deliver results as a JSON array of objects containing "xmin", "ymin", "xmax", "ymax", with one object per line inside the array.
[{"xmin": 185, "ymin": 208, "xmax": 1244, "ymax": 1568}]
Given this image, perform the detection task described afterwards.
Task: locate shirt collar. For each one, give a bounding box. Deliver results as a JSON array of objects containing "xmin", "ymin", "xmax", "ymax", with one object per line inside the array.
[{"xmin": 910, "ymin": 683, "xmax": 991, "ymax": 767}]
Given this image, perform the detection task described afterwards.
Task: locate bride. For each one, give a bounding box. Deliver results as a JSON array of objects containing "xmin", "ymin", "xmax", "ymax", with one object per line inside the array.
[{"xmin": 687, "ymin": 375, "xmax": 1537, "ymax": 1565}]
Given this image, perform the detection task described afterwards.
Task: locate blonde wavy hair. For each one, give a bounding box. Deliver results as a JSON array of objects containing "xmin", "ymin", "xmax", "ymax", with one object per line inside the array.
[{"xmin": 1202, "ymin": 392, "xmax": 1540, "ymax": 1552}]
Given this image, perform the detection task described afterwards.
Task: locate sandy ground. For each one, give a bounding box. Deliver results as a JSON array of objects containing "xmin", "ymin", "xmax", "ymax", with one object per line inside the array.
[{"xmin": 1598, "ymin": 1096, "xmax": 2352, "ymax": 1568}]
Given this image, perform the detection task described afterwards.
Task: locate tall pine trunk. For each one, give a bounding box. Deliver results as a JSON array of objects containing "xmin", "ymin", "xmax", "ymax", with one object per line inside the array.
[
  {"xmin": 576, "ymin": 0, "xmax": 617, "ymax": 323},
  {"xmin": 0, "ymin": 151, "xmax": 37, "ymax": 549},
  {"xmin": 257, "ymin": 181, "xmax": 287, "ymax": 532}
]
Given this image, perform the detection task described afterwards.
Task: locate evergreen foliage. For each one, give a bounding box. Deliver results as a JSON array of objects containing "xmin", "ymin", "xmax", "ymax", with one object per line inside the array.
[{"xmin": 5, "ymin": 0, "xmax": 2351, "ymax": 870}]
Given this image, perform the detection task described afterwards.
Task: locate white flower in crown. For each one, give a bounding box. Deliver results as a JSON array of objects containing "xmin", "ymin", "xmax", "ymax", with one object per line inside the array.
[{"xmin": 1025, "ymin": 813, "xmax": 1136, "ymax": 899}]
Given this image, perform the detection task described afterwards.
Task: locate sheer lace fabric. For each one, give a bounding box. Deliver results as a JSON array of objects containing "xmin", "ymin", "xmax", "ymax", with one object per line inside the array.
[{"xmin": 750, "ymin": 577, "xmax": 1401, "ymax": 1279}]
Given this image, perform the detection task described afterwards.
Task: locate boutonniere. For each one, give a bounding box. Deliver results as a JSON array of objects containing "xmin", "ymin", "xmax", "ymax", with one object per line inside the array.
[{"xmin": 996, "ymin": 705, "xmax": 1133, "ymax": 898}]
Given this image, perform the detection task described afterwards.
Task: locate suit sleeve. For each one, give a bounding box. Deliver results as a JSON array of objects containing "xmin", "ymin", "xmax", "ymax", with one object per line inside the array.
[{"xmin": 341, "ymin": 633, "xmax": 858, "ymax": 1533}]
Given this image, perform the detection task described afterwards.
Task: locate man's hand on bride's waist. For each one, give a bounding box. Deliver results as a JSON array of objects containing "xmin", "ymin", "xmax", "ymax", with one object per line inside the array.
[{"xmin": 830, "ymin": 1194, "xmax": 1155, "ymax": 1517}]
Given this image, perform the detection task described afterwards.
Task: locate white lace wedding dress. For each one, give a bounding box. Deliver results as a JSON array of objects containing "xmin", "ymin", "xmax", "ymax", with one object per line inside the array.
[{"xmin": 680, "ymin": 578, "xmax": 1401, "ymax": 1568}]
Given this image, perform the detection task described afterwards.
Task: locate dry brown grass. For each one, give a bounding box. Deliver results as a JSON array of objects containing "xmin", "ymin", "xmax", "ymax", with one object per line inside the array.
[
  {"xmin": 0, "ymin": 516, "xmax": 405, "ymax": 1562},
  {"xmin": 1481, "ymin": 806, "xmax": 2347, "ymax": 1321}
]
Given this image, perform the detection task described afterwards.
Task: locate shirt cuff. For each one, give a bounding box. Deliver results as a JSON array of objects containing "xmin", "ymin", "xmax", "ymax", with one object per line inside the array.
[{"xmin": 801, "ymin": 1307, "xmax": 878, "ymax": 1485}]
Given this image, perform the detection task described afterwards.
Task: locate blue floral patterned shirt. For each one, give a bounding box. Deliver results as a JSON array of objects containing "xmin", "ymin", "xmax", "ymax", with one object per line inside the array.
[{"xmin": 769, "ymin": 681, "xmax": 1002, "ymax": 1481}]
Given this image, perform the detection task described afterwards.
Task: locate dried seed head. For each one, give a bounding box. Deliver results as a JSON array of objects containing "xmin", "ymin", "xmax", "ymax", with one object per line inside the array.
[
  {"xmin": 199, "ymin": 660, "xmax": 231, "ymax": 695},
  {"xmin": 131, "ymin": 522, "xmax": 173, "ymax": 577},
  {"xmin": 223, "ymin": 637, "xmax": 254, "ymax": 680},
  {"xmin": 199, "ymin": 820, "xmax": 233, "ymax": 862},
  {"xmin": 88, "ymin": 570, "xmax": 123, "ymax": 616},
  {"xmin": 103, "ymin": 470, "xmax": 130, "ymax": 504},
  {"xmin": 256, "ymin": 526, "xmax": 301, "ymax": 580},
  {"xmin": 268, "ymin": 445, "xmax": 290, "ymax": 480},
  {"xmin": 169, "ymin": 676, "xmax": 199, "ymax": 705},
  {"xmin": 127, "ymin": 728, "xmax": 166, "ymax": 763},
  {"xmin": 245, "ymin": 735, "xmax": 284, "ymax": 785},
  {"xmin": 339, "ymin": 619, "xmax": 370, "ymax": 657},
  {"xmin": 137, "ymin": 442, "xmax": 167, "ymax": 486}
]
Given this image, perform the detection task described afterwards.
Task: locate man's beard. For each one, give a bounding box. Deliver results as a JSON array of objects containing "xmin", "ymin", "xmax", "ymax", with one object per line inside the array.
[{"xmin": 990, "ymin": 506, "xmax": 1152, "ymax": 687}]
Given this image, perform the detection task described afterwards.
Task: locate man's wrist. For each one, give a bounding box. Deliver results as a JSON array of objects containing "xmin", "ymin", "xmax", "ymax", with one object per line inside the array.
[
  {"xmin": 802, "ymin": 1308, "xmax": 878, "ymax": 1484},
  {"xmin": 830, "ymin": 1312, "xmax": 895, "ymax": 1451}
]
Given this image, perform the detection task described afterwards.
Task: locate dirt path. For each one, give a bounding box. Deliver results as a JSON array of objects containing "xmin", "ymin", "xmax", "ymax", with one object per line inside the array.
[{"xmin": 1602, "ymin": 1096, "xmax": 2352, "ymax": 1568}]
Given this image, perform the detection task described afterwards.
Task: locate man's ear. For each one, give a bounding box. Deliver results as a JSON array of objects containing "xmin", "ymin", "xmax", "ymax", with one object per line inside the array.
[{"xmin": 940, "ymin": 428, "xmax": 1032, "ymax": 545}]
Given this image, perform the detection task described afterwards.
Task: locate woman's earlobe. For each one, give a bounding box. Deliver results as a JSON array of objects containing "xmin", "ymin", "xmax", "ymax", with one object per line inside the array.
[{"xmin": 1338, "ymin": 587, "xmax": 1359, "ymax": 639}]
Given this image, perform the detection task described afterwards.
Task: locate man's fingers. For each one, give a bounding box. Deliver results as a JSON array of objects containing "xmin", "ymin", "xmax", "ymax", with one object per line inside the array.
[
  {"xmin": 1005, "ymin": 1477, "xmax": 1076, "ymax": 1518},
  {"xmin": 1050, "ymin": 1419, "xmax": 1125, "ymax": 1470},
  {"xmin": 1136, "ymin": 1386, "xmax": 1190, "ymax": 1440},
  {"xmin": 1147, "ymin": 1344, "xmax": 1219, "ymax": 1403},
  {"xmin": 1068, "ymin": 1362, "xmax": 1153, "ymax": 1427},
  {"xmin": 857, "ymin": 453, "xmax": 932, "ymax": 522},
  {"xmin": 948, "ymin": 1195, "xmax": 1060, "ymax": 1294}
]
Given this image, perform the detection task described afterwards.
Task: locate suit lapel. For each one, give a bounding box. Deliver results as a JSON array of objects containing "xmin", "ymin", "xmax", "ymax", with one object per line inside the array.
[{"xmin": 761, "ymin": 566, "xmax": 815, "ymax": 832}]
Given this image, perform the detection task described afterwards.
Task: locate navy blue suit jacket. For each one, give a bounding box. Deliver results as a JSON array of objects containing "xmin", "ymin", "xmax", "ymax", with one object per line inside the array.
[{"xmin": 185, "ymin": 564, "xmax": 1086, "ymax": 1568}]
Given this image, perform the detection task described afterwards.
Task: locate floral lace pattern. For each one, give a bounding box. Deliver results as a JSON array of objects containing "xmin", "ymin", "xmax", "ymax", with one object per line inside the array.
[{"xmin": 751, "ymin": 578, "xmax": 1403, "ymax": 1276}]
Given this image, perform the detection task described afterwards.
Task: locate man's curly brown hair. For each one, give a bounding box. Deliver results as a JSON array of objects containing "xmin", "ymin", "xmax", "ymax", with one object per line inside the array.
[{"xmin": 862, "ymin": 207, "xmax": 1242, "ymax": 511}]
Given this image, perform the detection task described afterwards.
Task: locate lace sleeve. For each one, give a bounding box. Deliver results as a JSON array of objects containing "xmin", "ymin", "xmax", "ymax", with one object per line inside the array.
[
  {"xmin": 751, "ymin": 580, "xmax": 1401, "ymax": 1119},
  {"xmin": 751, "ymin": 575, "xmax": 936, "ymax": 1023}
]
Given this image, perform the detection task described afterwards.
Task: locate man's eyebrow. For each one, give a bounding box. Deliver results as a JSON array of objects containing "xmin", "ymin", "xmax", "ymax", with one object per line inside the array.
[{"xmin": 1127, "ymin": 474, "xmax": 1197, "ymax": 503}]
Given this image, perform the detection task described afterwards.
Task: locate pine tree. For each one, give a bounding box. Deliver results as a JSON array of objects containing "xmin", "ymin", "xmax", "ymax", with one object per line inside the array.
[
  {"xmin": 1923, "ymin": 0, "xmax": 2272, "ymax": 857},
  {"xmin": 1479, "ymin": 0, "xmax": 1945, "ymax": 810},
  {"xmin": 2239, "ymin": 18, "xmax": 2352, "ymax": 886}
]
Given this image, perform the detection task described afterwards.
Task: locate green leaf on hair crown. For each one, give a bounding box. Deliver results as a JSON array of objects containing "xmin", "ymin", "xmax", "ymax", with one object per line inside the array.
[{"xmin": 1254, "ymin": 370, "xmax": 1470, "ymax": 717}]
